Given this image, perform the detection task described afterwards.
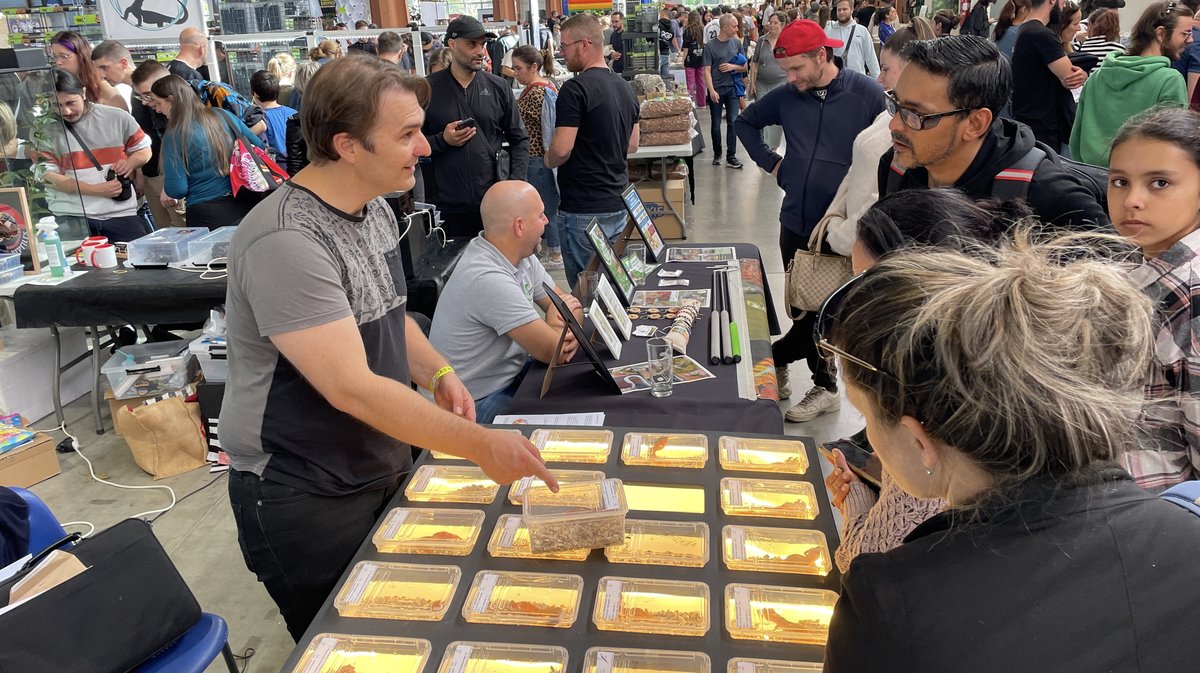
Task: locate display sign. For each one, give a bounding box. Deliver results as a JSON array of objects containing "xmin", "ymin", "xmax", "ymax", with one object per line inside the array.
[
  {"xmin": 586, "ymin": 218, "xmax": 636, "ymax": 307},
  {"xmin": 98, "ymin": 0, "xmax": 206, "ymax": 42},
  {"xmin": 542, "ymin": 282, "xmax": 621, "ymax": 396},
  {"xmin": 622, "ymin": 185, "xmax": 667, "ymax": 262}
]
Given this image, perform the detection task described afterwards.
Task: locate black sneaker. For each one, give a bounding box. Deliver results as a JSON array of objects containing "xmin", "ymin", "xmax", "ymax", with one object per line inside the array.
[
  {"xmin": 727, "ymin": 157, "xmax": 744, "ymax": 169},
  {"xmin": 712, "ymin": 157, "xmax": 722, "ymax": 166}
]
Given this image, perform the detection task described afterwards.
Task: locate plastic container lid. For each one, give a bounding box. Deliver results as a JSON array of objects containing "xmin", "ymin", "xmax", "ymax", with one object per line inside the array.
[
  {"xmin": 621, "ymin": 432, "xmax": 708, "ymax": 468},
  {"xmin": 436, "ymin": 642, "xmax": 568, "ymax": 673},
  {"xmin": 291, "ymin": 633, "xmax": 432, "ymax": 673},
  {"xmin": 529, "ymin": 428, "xmax": 614, "ymax": 464},
  {"xmin": 461, "ymin": 570, "xmax": 584, "ymax": 628},
  {"xmin": 582, "ymin": 648, "xmax": 710, "ymax": 673},
  {"xmin": 723, "ymin": 584, "xmax": 838, "ymax": 644},
  {"xmin": 522, "ymin": 479, "xmax": 628, "ymax": 552},
  {"xmin": 487, "ymin": 514, "xmax": 591, "ymax": 561},
  {"xmin": 0, "ymin": 252, "xmax": 21, "ymax": 273},
  {"xmin": 722, "ymin": 525, "xmax": 831, "ymax": 576},
  {"xmin": 333, "ymin": 561, "xmax": 461, "ymax": 621},
  {"xmin": 592, "ymin": 576, "xmax": 711, "ymax": 637},
  {"xmin": 719, "ymin": 478, "xmax": 819, "ymax": 520},
  {"xmin": 604, "ymin": 519, "xmax": 710, "ymax": 568},
  {"xmin": 404, "ymin": 465, "xmax": 501, "ymax": 504},
  {"xmin": 188, "ymin": 335, "xmax": 226, "ymax": 358},
  {"xmin": 185, "ymin": 225, "xmax": 237, "ymax": 264},
  {"xmin": 622, "ymin": 483, "xmax": 706, "ymax": 514},
  {"xmin": 726, "ymin": 659, "xmax": 823, "ymax": 673},
  {"xmin": 718, "ymin": 437, "xmax": 809, "ymax": 475},
  {"xmin": 508, "ymin": 469, "xmax": 605, "ymax": 505},
  {"xmin": 372, "ymin": 507, "xmax": 486, "ymax": 556}
]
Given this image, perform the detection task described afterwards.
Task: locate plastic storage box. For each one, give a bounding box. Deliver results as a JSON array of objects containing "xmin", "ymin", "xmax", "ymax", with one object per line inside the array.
[
  {"xmin": 290, "ymin": 633, "xmax": 432, "ymax": 673},
  {"xmin": 719, "ymin": 437, "xmax": 809, "ymax": 474},
  {"xmin": 722, "ymin": 526, "xmax": 831, "ymax": 576},
  {"xmin": 724, "ymin": 584, "xmax": 838, "ymax": 644},
  {"xmin": 727, "ymin": 659, "xmax": 823, "ymax": 673},
  {"xmin": 0, "ymin": 253, "xmax": 22, "ymax": 285},
  {"xmin": 604, "ymin": 519, "xmax": 709, "ymax": 568},
  {"xmin": 507, "ymin": 469, "xmax": 605, "ymax": 505},
  {"xmin": 461, "ymin": 570, "xmax": 584, "ymax": 628},
  {"xmin": 372, "ymin": 507, "xmax": 486, "ymax": 556},
  {"xmin": 593, "ymin": 576, "xmax": 711, "ymax": 637},
  {"xmin": 127, "ymin": 227, "xmax": 210, "ymax": 267},
  {"xmin": 621, "ymin": 433, "xmax": 708, "ymax": 468},
  {"xmin": 487, "ymin": 514, "xmax": 591, "ymax": 561},
  {"xmin": 185, "ymin": 226, "xmax": 237, "ymax": 265},
  {"xmin": 529, "ymin": 428, "xmax": 613, "ymax": 464},
  {"xmin": 583, "ymin": 648, "xmax": 710, "ymax": 673},
  {"xmin": 404, "ymin": 465, "xmax": 501, "ymax": 504},
  {"xmin": 719, "ymin": 478, "xmax": 819, "ymax": 520},
  {"xmin": 523, "ymin": 478, "xmax": 628, "ymax": 552},
  {"xmin": 188, "ymin": 335, "xmax": 227, "ymax": 382},
  {"xmin": 101, "ymin": 341, "xmax": 197, "ymax": 399},
  {"xmin": 437, "ymin": 642, "xmax": 568, "ymax": 673},
  {"xmin": 333, "ymin": 561, "xmax": 461, "ymax": 621}
]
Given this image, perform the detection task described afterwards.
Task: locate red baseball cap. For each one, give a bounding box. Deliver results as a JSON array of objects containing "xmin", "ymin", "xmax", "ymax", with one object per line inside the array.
[{"xmin": 773, "ymin": 19, "xmax": 843, "ymax": 58}]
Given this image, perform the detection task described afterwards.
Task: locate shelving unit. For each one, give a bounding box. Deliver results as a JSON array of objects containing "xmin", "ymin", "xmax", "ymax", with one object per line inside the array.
[{"xmin": 3, "ymin": 4, "xmax": 103, "ymax": 48}]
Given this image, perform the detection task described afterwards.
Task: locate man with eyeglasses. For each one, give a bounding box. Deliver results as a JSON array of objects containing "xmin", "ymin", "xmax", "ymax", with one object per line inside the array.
[
  {"xmin": 877, "ymin": 36, "xmax": 1110, "ymax": 230},
  {"xmin": 734, "ymin": 19, "xmax": 885, "ymax": 423}
]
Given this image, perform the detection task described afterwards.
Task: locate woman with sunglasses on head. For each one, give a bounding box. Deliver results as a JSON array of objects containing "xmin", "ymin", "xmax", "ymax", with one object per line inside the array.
[
  {"xmin": 1108, "ymin": 107, "xmax": 1200, "ymax": 490},
  {"xmin": 821, "ymin": 233, "xmax": 1200, "ymax": 673},
  {"xmin": 50, "ymin": 31, "xmax": 127, "ymax": 111}
]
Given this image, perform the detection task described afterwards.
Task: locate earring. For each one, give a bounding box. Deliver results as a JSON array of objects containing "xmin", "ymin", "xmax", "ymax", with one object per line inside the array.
[{"xmin": 925, "ymin": 466, "xmax": 934, "ymax": 476}]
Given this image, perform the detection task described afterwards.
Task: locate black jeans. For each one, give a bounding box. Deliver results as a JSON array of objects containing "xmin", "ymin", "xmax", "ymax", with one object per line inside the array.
[
  {"xmin": 87, "ymin": 214, "xmax": 150, "ymax": 243},
  {"xmin": 227, "ymin": 469, "xmax": 401, "ymax": 641},
  {"xmin": 186, "ymin": 195, "xmax": 254, "ymax": 230},
  {"xmin": 709, "ymin": 89, "xmax": 740, "ymax": 160},
  {"xmin": 772, "ymin": 227, "xmax": 837, "ymax": 392}
]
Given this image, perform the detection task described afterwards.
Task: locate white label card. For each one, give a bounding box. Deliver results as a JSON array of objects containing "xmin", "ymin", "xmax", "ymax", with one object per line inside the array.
[
  {"xmin": 596, "ymin": 650, "xmax": 616, "ymax": 673},
  {"xmin": 447, "ymin": 644, "xmax": 474, "ymax": 673},
  {"xmin": 500, "ymin": 516, "xmax": 520, "ymax": 547},
  {"xmin": 601, "ymin": 480, "xmax": 619, "ymax": 510},
  {"xmin": 725, "ymin": 442, "xmax": 740, "ymax": 462},
  {"xmin": 737, "ymin": 661, "xmax": 757, "ymax": 673},
  {"xmin": 343, "ymin": 563, "xmax": 376, "ymax": 604},
  {"xmin": 658, "ymin": 269, "xmax": 683, "ymax": 278},
  {"xmin": 513, "ymin": 476, "xmax": 534, "ymax": 498},
  {"xmin": 734, "ymin": 587, "xmax": 753, "ymax": 628},
  {"xmin": 410, "ymin": 467, "xmax": 431, "ymax": 494},
  {"xmin": 590, "ymin": 299, "xmax": 623, "ymax": 359},
  {"xmin": 728, "ymin": 480, "xmax": 744, "ymax": 507},
  {"xmin": 382, "ymin": 509, "xmax": 410, "ymax": 539},
  {"xmin": 730, "ymin": 527, "xmax": 747, "ymax": 561},
  {"xmin": 471, "ymin": 573, "xmax": 499, "ymax": 613},
  {"xmin": 595, "ymin": 274, "xmax": 632, "ymax": 340},
  {"xmin": 299, "ymin": 637, "xmax": 338, "ymax": 673},
  {"xmin": 603, "ymin": 579, "xmax": 623, "ymax": 620},
  {"xmin": 627, "ymin": 435, "xmax": 643, "ymax": 458}
]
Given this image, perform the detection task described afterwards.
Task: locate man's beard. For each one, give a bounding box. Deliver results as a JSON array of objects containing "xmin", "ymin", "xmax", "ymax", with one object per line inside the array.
[{"xmin": 1048, "ymin": 4, "xmax": 1062, "ymax": 26}]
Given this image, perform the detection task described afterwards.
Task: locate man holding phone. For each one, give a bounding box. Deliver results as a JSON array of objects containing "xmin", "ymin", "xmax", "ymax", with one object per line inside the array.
[{"xmin": 423, "ymin": 16, "xmax": 529, "ymax": 238}]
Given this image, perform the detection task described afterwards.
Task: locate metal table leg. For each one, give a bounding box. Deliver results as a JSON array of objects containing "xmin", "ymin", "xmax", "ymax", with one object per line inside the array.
[
  {"xmin": 49, "ymin": 325, "xmax": 65, "ymax": 428},
  {"xmin": 90, "ymin": 325, "xmax": 105, "ymax": 435}
]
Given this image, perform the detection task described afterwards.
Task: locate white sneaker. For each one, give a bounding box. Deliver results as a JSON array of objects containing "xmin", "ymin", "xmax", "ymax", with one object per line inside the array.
[
  {"xmin": 776, "ymin": 367, "xmax": 792, "ymax": 398},
  {"xmin": 785, "ymin": 386, "xmax": 840, "ymax": 423}
]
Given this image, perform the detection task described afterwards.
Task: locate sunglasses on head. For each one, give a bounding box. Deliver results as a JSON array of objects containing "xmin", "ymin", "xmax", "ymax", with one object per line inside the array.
[{"xmin": 814, "ymin": 273, "xmax": 900, "ymax": 383}]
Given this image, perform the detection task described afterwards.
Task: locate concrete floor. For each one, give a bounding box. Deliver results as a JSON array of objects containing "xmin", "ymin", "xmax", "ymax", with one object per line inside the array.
[{"xmin": 24, "ymin": 110, "xmax": 864, "ymax": 673}]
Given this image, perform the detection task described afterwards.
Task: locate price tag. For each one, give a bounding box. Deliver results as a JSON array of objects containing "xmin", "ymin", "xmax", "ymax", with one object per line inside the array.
[
  {"xmin": 729, "ymin": 527, "xmax": 747, "ymax": 561},
  {"xmin": 410, "ymin": 467, "xmax": 431, "ymax": 494},
  {"xmin": 601, "ymin": 480, "xmax": 619, "ymax": 510},
  {"xmin": 595, "ymin": 650, "xmax": 616, "ymax": 673},
  {"xmin": 343, "ymin": 563, "xmax": 376, "ymax": 605},
  {"xmin": 724, "ymin": 439, "xmax": 740, "ymax": 462},
  {"xmin": 737, "ymin": 661, "xmax": 757, "ymax": 673},
  {"xmin": 499, "ymin": 515, "xmax": 520, "ymax": 548},
  {"xmin": 532, "ymin": 430, "xmax": 548, "ymax": 450},
  {"xmin": 512, "ymin": 476, "xmax": 535, "ymax": 499},
  {"xmin": 734, "ymin": 587, "xmax": 753, "ymax": 628},
  {"xmin": 602, "ymin": 579, "xmax": 623, "ymax": 621},
  {"xmin": 627, "ymin": 435, "xmax": 643, "ymax": 458},
  {"xmin": 382, "ymin": 509, "xmax": 410, "ymax": 539},
  {"xmin": 727, "ymin": 480, "xmax": 743, "ymax": 507},
  {"xmin": 299, "ymin": 636, "xmax": 338, "ymax": 673},
  {"xmin": 471, "ymin": 573, "xmax": 499, "ymax": 613},
  {"xmin": 447, "ymin": 644, "xmax": 474, "ymax": 673}
]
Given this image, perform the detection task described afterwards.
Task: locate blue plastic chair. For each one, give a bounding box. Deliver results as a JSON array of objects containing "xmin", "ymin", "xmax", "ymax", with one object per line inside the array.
[{"xmin": 10, "ymin": 487, "xmax": 67, "ymax": 555}]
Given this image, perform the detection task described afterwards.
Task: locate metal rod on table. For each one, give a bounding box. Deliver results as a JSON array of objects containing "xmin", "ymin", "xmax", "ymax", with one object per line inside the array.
[
  {"xmin": 720, "ymin": 272, "xmax": 734, "ymax": 365},
  {"xmin": 709, "ymin": 270, "xmax": 722, "ymax": 366}
]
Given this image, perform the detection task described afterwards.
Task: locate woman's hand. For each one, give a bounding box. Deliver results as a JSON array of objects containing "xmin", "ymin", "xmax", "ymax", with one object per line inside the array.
[
  {"xmin": 160, "ymin": 191, "xmax": 178, "ymax": 208},
  {"xmin": 824, "ymin": 448, "xmax": 862, "ymax": 509}
]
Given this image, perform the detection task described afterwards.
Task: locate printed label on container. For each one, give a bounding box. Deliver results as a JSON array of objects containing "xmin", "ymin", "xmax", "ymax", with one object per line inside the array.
[
  {"xmin": 499, "ymin": 516, "xmax": 521, "ymax": 548},
  {"xmin": 728, "ymin": 480, "xmax": 743, "ymax": 506},
  {"xmin": 730, "ymin": 527, "xmax": 747, "ymax": 561},
  {"xmin": 382, "ymin": 509, "xmax": 410, "ymax": 539},
  {"xmin": 725, "ymin": 441, "xmax": 739, "ymax": 462},
  {"xmin": 471, "ymin": 573, "xmax": 499, "ymax": 613},
  {"xmin": 298, "ymin": 636, "xmax": 338, "ymax": 673},
  {"xmin": 736, "ymin": 661, "xmax": 757, "ymax": 673},
  {"xmin": 602, "ymin": 579, "xmax": 623, "ymax": 621},
  {"xmin": 602, "ymin": 481, "xmax": 619, "ymax": 510},
  {"xmin": 513, "ymin": 476, "xmax": 535, "ymax": 498},
  {"xmin": 343, "ymin": 563, "xmax": 377, "ymax": 604},
  {"xmin": 447, "ymin": 644, "xmax": 474, "ymax": 673},
  {"xmin": 734, "ymin": 587, "xmax": 752, "ymax": 628},
  {"xmin": 410, "ymin": 468, "xmax": 431, "ymax": 494},
  {"xmin": 627, "ymin": 435, "xmax": 643, "ymax": 458},
  {"xmin": 595, "ymin": 650, "xmax": 616, "ymax": 673}
]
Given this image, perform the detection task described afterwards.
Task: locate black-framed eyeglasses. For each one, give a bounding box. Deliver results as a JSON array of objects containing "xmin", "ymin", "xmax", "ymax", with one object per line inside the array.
[
  {"xmin": 560, "ymin": 38, "xmax": 589, "ymax": 50},
  {"xmin": 885, "ymin": 90, "xmax": 972, "ymax": 131},
  {"xmin": 814, "ymin": 273, "xmax": 900, "ymax": 382}
]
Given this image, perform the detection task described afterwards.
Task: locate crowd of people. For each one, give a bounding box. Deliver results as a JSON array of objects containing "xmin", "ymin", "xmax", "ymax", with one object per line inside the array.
[{"xmin": 19, "ymin": 3, "xmax": 1200, "ymax": 666}]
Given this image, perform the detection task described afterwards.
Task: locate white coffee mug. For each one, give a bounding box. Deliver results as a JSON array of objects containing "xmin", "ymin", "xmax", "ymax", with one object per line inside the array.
[
  {"xmin": 90, "ymin": 243, "xmax": 118, "ymax": 269},
  {"xmin": 75, "ymin": 236, "xmax": 108, "ymax": 266}
]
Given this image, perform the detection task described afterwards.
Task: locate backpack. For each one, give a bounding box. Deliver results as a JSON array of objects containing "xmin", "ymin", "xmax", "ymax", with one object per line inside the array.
[{"xmin": 189, "ymin": 79, "xmax": 264, "ymax": 131}]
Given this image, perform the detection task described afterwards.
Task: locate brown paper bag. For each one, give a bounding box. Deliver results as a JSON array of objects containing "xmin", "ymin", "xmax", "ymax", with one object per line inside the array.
[{"xmin": 116, "ymin": 398, "xmax": 206, "ymax": 479}]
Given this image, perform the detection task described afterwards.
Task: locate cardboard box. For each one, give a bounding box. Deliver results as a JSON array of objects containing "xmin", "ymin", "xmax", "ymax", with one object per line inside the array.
[
  {"xmin": 633, "ymin": 180, "xmax": 687, "ymax": 240},
  {"xmin": 0, "ymin": 433, "xmax": 61, "ymax": 488}
]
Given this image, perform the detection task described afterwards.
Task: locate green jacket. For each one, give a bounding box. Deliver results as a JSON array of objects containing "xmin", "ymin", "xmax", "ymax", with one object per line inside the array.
[{"xmin": 1069, "ymin": 53, "xmax": 1187, "ymax": 167}]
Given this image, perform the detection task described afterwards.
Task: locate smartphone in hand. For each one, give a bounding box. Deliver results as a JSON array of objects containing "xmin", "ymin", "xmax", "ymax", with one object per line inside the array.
[
  {"xmin": 456, "ymin": 118, "xmax": 477, "ymax": 130},
  {"xmin": 818, "ymin": 442, "xmax": 883, "ymax": 488}
]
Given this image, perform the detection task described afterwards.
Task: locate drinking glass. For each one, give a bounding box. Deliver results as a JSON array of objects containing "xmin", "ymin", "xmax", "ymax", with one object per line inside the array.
[
  {"xmin": 576, "ymin": 270, "xmax": 599, "ymax": 317},
  {"xmin": 646, "ymin": 337, "xmax": 674, "ymax": 398},
  {"xmin": 626, "ymin": 243, "xmax": 647, "ymax": 286}
]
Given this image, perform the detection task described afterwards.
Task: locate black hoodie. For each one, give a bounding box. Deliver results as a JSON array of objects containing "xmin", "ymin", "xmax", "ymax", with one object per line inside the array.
[{"xmin": 877, "ymin": 118, "xmax": 1111, "ymax": 231}]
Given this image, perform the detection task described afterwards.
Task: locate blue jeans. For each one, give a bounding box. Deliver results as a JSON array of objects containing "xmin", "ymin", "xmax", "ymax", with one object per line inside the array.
[
  {"xmin": 527, "ymin": 156, "xmax": 561, "ymax": 249},
  {"xmin": 559, "ymin": 209, "xmax": 628, "ymax": 288},
  {"xmin": 659, "ymin": 55, "xmax": 670, "ymax": 78},
  {"xmin": 709, "ymin": 88, "xmax": 739, "ymax": 160},
  {"xmin": 474, "ymin": 359, "xmax": 532, "ymax": 423}
]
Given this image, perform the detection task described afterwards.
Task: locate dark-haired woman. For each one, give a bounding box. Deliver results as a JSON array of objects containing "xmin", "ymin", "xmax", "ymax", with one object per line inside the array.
[
  {"xmin": 512, "ymin": 46, "xmax": 562, "ymax": 270},
  {"xmin": 992, "ymin": 0, "xmax": 1030, "ymax": 59},
  {"xmin": 1077, "ymin": 8, "xmax": 1126, "ymax": 62},
  {"xmin": 683, "ymin": 11, "xmax": 707, "ymax": 107},
  {"xmin": 50, "ymin": 31, "xmax": 127, "ymax": 111}
]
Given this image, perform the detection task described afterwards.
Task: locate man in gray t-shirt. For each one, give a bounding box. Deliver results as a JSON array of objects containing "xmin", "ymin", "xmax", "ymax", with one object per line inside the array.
[
  {"xmin": 431, "ymin": 181, "xmax": 582, "ymax": 422},
  {"xmin": 704, "ymin": 14, "xmax": 748, "ymax": 168}
]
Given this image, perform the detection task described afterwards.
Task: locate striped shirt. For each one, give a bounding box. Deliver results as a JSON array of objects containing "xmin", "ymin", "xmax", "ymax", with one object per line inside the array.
[
  {"xmin": 44, "ymin": 103, "xmax": 150, "ymax": 219},
  {"xmin": 1078, "ymin": 36, "xmax": 1125, "ymax": 62},
  {"xmin": 1124, "ymin": 228, "xmax": 1200, "ymax": 490}
]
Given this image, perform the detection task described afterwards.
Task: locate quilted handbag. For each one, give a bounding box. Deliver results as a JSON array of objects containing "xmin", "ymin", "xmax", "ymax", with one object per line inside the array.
[{"xmin": 785, "ymin": 214, "xmax": 853, "ymax": 313}]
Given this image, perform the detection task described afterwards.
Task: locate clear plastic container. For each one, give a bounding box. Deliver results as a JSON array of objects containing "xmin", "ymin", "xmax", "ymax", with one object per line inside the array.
[
  {"xmin": 185, "ymin": 226, "xmax": 237, "ymax": 265},
  {"xmin": 405, "ymin": 465, "xmax": 500, "ymax": 504},
  {"xmin": 719, "ymin": 478, "xmax": 819, "ymax": 520},
  {"xmin": 530, "ymin": 428, "xmax": 613, "ymax": 464},
  {"xmin": 127, "ymin": 227, "xmax": 210, "ymax": 267},
  {"xmin": 0, "ymin": 253, "xmax": 21, "ymax": 285},
  {"xmin": 372, "ymin": 507, "xmax": 485, "ymax": 556},
  {"xmin": 461, "ymin": 570, "xmax": 584, "ymax": 628},
  {"xmin": 604, "ymin": 519, "xmax": 709, "ymax": 568},
  {"xmin": 188, "ymin": 335, "xmax": 227, "ymax": 383},
  {"xmin": 622, "ymin": 483, "xmax": 706, "ymax": 514},
  {"xmin": 101, "ymin": 341, "xmax": 197, "ymax": 399},
  {"xmin": 508, "ymin": 469, "xmax": 605, "ymax": 505},
  {"xmin": 718, "ymin": 437, "xmax": 809, "ymax": 475},
  {"xmin": 727, "ymin": 658, "xmax": 823, "ymax": 673},
  {"xmin": 523, "ymin": 478, "xmax": 628, "ymax": 552},
  {"xmin": 290, "ymin": 633, "xmax": 432, "ymax": 673},
  {"xmin": 487, "ymin": 514, "xmax": 591, "ymax": 561},
  {"xmin": 582, "ymin": 648, "xmax": 710, "ymax": 673},
  {"xmin": 621, "ymin": 433, "xmax": 708, "ymax": 468},
  {"xmin": 436, "ymin": 642, "xmax": 568, "ymax": 673},
  {"xmin": 592, "ymin": 576, "xmax": 710, "ymax": 637},
  {"xmin": 723, "ymin": 584, "xmax": 838, "ymax": 644},
  {"xmin": 333, "ymin": 561, "xmax": 461, "ymax": 621},
  {"xmin": 722, "ymin": 525, "xmax": 831, "ymax": 576}
]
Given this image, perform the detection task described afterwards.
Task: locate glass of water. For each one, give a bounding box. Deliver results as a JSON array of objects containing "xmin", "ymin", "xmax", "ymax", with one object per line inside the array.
[
  {"xmin": 646, "ymin": 337, "xmax": 674, "ymax": 398},
  {"xmin": 576, "ymin": 270, "xmax": 598, "ymax": 316},
  {"xmin": 626, "ymin": 243, "xmax": 648, "ymax": 286}
]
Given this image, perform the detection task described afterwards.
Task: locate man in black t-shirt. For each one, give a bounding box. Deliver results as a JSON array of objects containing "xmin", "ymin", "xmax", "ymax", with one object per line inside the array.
[
  {"xmin": 1011, "ymin": 0, "xmax": 1087, "ymax": 150},
  {"xmin": 609, "ymin": 12, "xmax": 626, "ymax": 75},
  {"xmin": 546, "ymin": 12, "xmax": 640, "ymax": 286},
  {"xmin": 659, "ymin": 9, "xmax": 680, "ymax": 77},
  {"xmin": 854, "ymin": 0, "xmax": 876, "ymax": 26}
]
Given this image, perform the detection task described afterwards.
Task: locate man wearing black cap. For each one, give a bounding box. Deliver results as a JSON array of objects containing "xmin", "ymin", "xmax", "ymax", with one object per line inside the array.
[{"xmin": 423, "ymin": 16, "xmax": 529, "ymax": 237}]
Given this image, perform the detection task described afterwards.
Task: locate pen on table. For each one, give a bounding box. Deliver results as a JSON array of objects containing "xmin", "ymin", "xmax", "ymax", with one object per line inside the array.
[{"xmin": 730, "ymin": 321, "xmax": 743, "ymax": 364}]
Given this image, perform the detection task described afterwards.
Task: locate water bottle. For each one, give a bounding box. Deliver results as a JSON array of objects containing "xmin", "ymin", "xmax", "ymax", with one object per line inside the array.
[{"xmin": 36, "ymin": 216, "xmax": 68, "ymax": 278}]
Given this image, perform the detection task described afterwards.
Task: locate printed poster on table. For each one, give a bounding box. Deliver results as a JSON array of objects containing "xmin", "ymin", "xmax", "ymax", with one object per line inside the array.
[
  {"xmin": 99, "ymin": 0, "xmax": 206, "ymax": 42},
  {"xmin": 608, "ymin": 355, "xmax": 716, "ymax": 395},
  {"xmin": 664, "ymin": 247, "xmax": 737, "ymax": 263}
]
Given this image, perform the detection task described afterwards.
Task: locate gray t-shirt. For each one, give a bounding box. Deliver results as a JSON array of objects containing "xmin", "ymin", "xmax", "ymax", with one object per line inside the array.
[
  {"xmin": 703, "ymin": 36, "xmax": 745, "ymax": 94},
  {"xmin": 429, "ymin": 234, "xmax": 553, "ymax": 399},
  {"xmin": 754, "ymin": 37, "xmax": 788, "ymax": 86},
  {"xmin": 220, "ymin": 182, "xmax": 412, "ymax": 496}
]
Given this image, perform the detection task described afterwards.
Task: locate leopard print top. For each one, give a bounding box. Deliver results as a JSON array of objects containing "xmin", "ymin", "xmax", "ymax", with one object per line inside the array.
[{"xmin": 517, "ymin": 85, "xmax": 547, "ymax": 157}]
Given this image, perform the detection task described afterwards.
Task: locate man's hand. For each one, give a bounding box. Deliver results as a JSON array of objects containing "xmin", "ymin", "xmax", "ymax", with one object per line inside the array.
[
  {"xmin": 443, "ymin": 120, "xmax": 477, "ymax": 147},
  {"xmin": 612, "ymin": 51, "xmax": 622, "ymax": 60},
  {"xmin": 559, "ymin": 329, "xmax": 579, "ymax": 362},
  {"xmin": 709, "ymin": 88, "xmax": 719, "ymax": 102},
  {"xmin": 748, "ymin": 83, "xmax": 756, "ymax": 98},
  {"xmin": 433, "ymin": 371, "xmax": 476, "ymax": 421},
  {"xmin": 87, "ymin": 179, "xmax": 123, "ymax": 198},
  {"xmin": 718, "ymin": 62, "xmax": 739, "ymax": 73},
  {"xmin": 1064, "ymin": 65, "xmax": 1087, "ymax": 89},
  {"xmin": 771, "ymin": 159, "xmax": 782, "ymax": 176},
  {"xmin": 559, "ymin": 292, "xmax": 582, "ymax": 315},
  {"xmin": 111, "ymin": 158, "xmax": 134, "ymax": 178},
  {"xmin": 475, "ymin": 431, "xmax": 560, "ymax": 491}
]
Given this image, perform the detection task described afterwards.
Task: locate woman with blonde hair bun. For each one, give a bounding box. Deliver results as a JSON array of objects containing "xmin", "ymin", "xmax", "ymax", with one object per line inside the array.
[
  {"xmin": 821, "ymin": 234, "xmax": 1200, "ymax": 672},
  {"xmin": 309, "ymin": 40, "xmax": 341, "ymax": 63},
  {"xmin": 267, "ymin": 52, "xmax": 297, "ymax": 106}
]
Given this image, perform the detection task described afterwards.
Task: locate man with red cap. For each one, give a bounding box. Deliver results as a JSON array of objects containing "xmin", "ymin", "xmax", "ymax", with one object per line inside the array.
[{"xmin": 734, "ymin": 19, "xmax": 885, "ymax": 423}]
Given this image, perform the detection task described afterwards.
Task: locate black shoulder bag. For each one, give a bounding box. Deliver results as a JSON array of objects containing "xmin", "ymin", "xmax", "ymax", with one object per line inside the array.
[{"xmin": 65, "ymin": 122, "xmax": 134, "ymax": 201}]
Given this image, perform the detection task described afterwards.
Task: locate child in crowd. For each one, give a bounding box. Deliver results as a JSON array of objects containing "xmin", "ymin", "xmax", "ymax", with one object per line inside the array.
[{"xmin": 249, "ymin": 70, "xmax": 297, "ymax": 161}]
